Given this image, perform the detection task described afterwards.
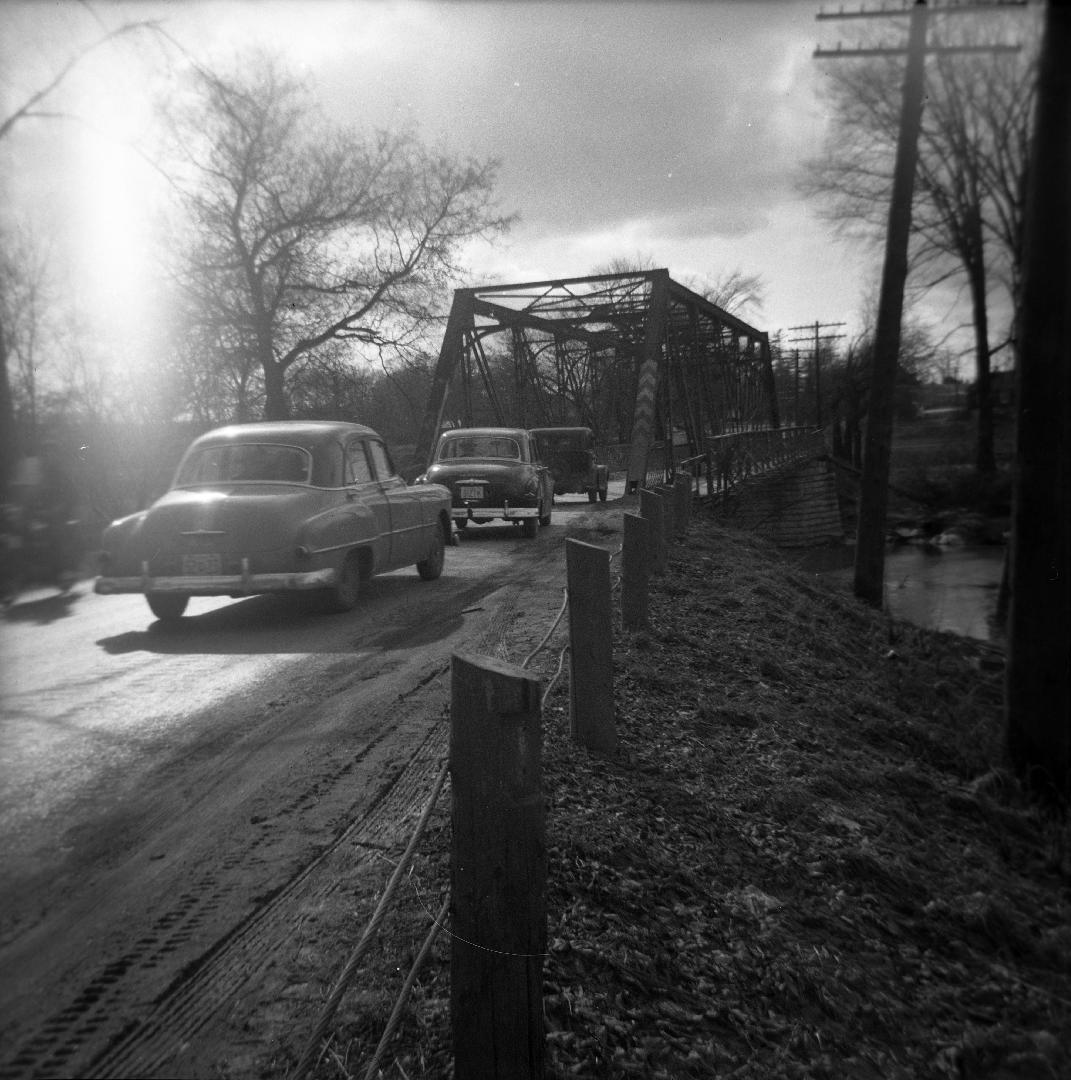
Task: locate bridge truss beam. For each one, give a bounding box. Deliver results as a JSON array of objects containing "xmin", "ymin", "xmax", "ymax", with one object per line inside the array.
[{"xmin": 416, "ymin": 270, "xmax": 778, "ymax": 486}]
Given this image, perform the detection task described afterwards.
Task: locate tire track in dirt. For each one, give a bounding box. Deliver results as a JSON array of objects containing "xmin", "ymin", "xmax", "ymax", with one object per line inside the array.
[
  {"xmin": 0, "ymin": 706, "xmax": 418, "ymax": 1080},
  {"xmin": 83, "ymin": 719, "xmax": 450, "ymax": 1080},
  {"xmin": 80, "ymin": 590, "xmax": 531, "ymax": 1079}
]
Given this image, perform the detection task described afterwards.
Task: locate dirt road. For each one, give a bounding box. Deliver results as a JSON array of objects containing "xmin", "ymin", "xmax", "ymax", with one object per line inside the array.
[{"xmin": 0, "ymin": 498, "xmax": 623, "ymax": 1079}]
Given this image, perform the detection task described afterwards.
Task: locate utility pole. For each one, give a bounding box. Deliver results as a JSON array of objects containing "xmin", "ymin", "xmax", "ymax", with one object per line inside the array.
[
  {"xmin": 816, "ymin": 0, "xmax": 1021, "ymax": 608},
  {"xmin": 794, "ymin": 349, "xmax": 800, "ymax": 426},
  {"xmin": 787, "ymin": 321, "xmax": 846, "ymax": 428}
]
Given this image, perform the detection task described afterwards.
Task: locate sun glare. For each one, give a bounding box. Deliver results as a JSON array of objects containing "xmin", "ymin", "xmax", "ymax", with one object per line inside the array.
[{"xmin": 72, "ymin": 88, "xmax": 160, "ymax": 360}]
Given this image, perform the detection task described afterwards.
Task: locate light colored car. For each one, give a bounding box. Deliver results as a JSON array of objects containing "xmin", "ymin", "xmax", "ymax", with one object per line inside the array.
[
  {"xmin": 95, "ymin": 421, "xmax": 452, "ymax": 621},
  {"xmin": 418, "ymin": 427, "xmax": 554, "ymax": 538}
]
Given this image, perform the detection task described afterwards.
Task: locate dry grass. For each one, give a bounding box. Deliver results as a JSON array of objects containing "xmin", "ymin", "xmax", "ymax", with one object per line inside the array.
[{"xmin": 281, "ymin": 517, "xmax": 1068, "ymax": 1080}]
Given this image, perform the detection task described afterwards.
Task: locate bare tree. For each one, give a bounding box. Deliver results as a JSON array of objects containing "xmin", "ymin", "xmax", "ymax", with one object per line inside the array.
[
  {"xmin": 802, "ymin": 11, "xmax": 1037, "ymax": 479},
  {"xmin": 164, "ymin": 55, "xmax": 512, "ymax": 421},
  {"xmin": 690, "ymin": 268, "xmax": 766, "ymax": 321},
  {"xmin": 0, "ymin": 228, "xmax": 53, "ymax": 443},
  {"xmin": 590, "ymin": 255, "xmax": 766, "ymax": 320}
]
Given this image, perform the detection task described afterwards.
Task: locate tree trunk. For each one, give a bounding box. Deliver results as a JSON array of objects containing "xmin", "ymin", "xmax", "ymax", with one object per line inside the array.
[
  {"xmin": 1004, "ymin": 2, "xmax": 1071, "ymax": 799},
  {"xmin": 0, "ymin": 318, "xmax": 19, "ymax": 498},
  {"xmin": 262, "ymin": 359, "xmax": 290, "ymax": 421}
]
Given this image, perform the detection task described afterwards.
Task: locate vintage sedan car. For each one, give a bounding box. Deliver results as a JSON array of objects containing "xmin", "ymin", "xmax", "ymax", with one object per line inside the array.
[
  {"xmin": 417, "ymin": 427, "xmax": 554, "ymax": 538},
  {"xmin": 95, "ymin": 421, "xmax": 453, "ymax": 621},
  {"xmin": 530, "ymin": 426, "xmax": 609, "ymax": 502}
]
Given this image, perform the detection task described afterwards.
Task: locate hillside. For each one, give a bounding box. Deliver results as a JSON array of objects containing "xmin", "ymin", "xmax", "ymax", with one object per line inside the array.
[{"xmin": 276, "ymin": 515, "xmax": 1069, "ymax": 1080}]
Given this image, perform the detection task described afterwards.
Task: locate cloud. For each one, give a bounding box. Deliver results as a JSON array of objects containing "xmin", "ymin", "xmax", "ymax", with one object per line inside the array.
[
  {"xmin": 299, "ymin": 1, "xmax": 827, "ymax": 236},
  {"xmin": 3, "ymin": 0, "xmax": 890, "ymax": 359}
]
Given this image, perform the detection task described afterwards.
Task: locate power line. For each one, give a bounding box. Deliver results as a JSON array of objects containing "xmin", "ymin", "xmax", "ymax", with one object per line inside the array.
[{"xmin": 786, "ymin": 321, "xmax": 847, "ymax": 427}]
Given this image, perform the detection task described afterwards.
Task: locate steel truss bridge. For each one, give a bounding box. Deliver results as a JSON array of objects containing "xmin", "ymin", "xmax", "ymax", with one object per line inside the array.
[{"xmin": 417, "ymin": 269, "xmax": 813, "ymax": 491}]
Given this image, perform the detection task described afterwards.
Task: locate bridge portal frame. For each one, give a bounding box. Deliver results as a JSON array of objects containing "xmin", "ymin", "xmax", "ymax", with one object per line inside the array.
[{"xmin": 416, "ymin": 269, "xmax": 779, "ymax": 487}]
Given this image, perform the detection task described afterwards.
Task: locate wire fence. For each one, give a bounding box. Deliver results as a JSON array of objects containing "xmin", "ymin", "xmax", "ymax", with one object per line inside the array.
[
  {"xmin": 293, "ymin": 443, "xmax": 825, "ymax": 1075},
  {"xmin": 291, "ymin": 556, "xmax": 585, "ymax": 1079}
]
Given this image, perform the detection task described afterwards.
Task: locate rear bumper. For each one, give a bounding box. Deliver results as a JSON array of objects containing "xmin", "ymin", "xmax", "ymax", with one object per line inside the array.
[
  {"xmin": 95, "ymin": 563, "xmax": 336, "ymax": 596},
  {"xmin": 451, "ymin": 505, "xmax": 538, "ymax": 521}
]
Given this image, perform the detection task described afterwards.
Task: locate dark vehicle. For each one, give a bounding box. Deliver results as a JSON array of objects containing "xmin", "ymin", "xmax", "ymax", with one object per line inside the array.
[
  {"xmin": 94, "ymin": 421, "xmax": 452, "ymax": 621},
  {"xmin": 418, "ymin": 427, "xmax": 554, "ymax": 538},
  {"xmin": 530, "ymin": 427, "xmax": 609, "ymax": 503},
  {"xmin": 1, "ymin": 453, "xmax": 82, "ymax": 607}
]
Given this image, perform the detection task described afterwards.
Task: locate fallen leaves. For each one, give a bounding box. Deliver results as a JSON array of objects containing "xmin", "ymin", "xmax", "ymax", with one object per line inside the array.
[{"xmin": 301, "ymin": 519, "xmax": 1069, "ymax": 1080}]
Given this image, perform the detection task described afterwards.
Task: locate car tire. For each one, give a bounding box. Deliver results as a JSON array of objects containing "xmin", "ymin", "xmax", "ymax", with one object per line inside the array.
[
  {"xmin": 323, "ymin": 552, "xmax": 361, "ymax": 613},
  {"xmin": 587, "ymin": 489, "xmax": 597, "ymax": 503},
  {"xmin": 147, "ymin": 593, "xmax": 188, "ymax": 621},
  {"xmin": 539, "ymin": 502, "xmax": 552, "ymax": 527},
  {"xmin": 455, "ymin": 518, "xmax": 468, "ymax": 530},
  {"xmin": 417, "ymin": 521, "xmax": 446, "ymax": 580},
  {"xmin": 522, "ymin": 515, "xmax": 538, "ymax": 538},
  {"xmin": 598, "ymin": 486, "xmax": 608, "ymax": 502}
]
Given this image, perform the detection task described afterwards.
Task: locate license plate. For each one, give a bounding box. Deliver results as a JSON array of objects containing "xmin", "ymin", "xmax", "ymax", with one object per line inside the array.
[
  {"xmin": 459, "ymin": 485, "xmax": 485, "ymax": 501},
  {"xmin": 182, "ymin": 553, "xmax": 222, "ymax": 575}
]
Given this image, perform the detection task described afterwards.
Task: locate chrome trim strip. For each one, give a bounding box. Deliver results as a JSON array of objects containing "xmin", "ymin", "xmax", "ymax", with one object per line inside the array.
[
  {"xmin": 450, "ymin": 507, "xmax": 538, "ymax": 519},
  {"xmin": 94, "ymin": 568, "xmax": 338, "ymax": 596}
]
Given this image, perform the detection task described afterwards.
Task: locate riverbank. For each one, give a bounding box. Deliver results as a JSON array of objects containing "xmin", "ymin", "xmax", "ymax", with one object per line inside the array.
[
  {"xmin": 790, "ymin": 542, "xmax": 1006, "ymax": 642},
  {"xmin": 281, "ymin": 515, "xmax": 1068, "ymax": 1080}
]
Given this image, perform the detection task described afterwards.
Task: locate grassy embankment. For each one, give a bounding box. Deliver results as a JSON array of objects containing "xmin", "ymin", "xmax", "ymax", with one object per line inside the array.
[{"xmin": 280, "ymin": 498, "xmax": 1068, "ymax": 1080}]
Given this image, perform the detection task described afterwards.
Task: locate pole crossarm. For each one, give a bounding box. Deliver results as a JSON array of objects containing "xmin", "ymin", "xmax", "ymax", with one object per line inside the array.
[
  {"xmin": 815, "ymin": 43, "xmax": 1019, "ymax": 57},
  {"xmin": 815, "ymin": 1, "xmax": 1024, "ymax": 60},
  {"xmin": 815, "ymin": 1, "xmax": 1026, "ymax": 19},
  {"xmin": 414, "ymin": 270, "xmax": 779, "ymax": 477}
]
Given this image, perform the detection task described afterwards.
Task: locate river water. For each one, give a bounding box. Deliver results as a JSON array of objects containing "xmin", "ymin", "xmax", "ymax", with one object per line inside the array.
[{"xmin": 792, "ymin": 544, "xmax": 1006, "ymax": 643}]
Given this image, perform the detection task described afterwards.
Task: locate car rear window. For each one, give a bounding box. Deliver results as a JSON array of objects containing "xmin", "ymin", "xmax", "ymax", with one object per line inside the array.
[
  {"xmin": 535, "ymin": 430, "xmax": 593, "ymax": 454},
  {"xmin": 437, "ymin": 436, "xmax": 521, "ymax": 461},
  {"xmin": 176, "ymin": 443, "xmax": 311, "ymax": 485}
]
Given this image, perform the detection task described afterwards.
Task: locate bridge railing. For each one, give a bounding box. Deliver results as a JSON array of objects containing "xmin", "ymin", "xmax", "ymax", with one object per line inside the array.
[
  {"xmin": 700, "ymin": 427, "xmax": 827, "ymax": 496},
  {"xmin": 601, "ymin": 427, "xmax": 826, "ymax": 496}
]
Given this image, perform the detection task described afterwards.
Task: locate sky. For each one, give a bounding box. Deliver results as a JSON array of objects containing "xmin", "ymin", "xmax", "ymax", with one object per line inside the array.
[{"xmin": 2, "ymin": 0, "xmax": 958, "ymax": 382}]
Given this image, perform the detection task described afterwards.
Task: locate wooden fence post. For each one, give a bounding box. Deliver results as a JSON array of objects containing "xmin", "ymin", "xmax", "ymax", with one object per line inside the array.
[
  {"xmin": 450, "ymin": 653, "xmax": 545, "ymax": 1080},
  {"xmin": 673, "ymin": 472, "xmax": 692, "ymax": 538},
  {"xmin": 566, "ymin": 539, "xmax": 616, "ymax": 753},
  {"xmin": 639, "ymin": 488, "xmax": 667, "ymax": 574},
  {"xmin": 621, "ymin": 512, "xmax": 649, "ymax": 631}
]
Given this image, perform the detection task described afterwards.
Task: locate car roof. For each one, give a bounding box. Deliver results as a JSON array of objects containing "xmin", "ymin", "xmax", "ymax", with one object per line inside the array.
[
  {"xmin": 192, "ymin": 421, "xmax": 380, "ymax": 447},
  {"xmin": 529, "ymin": 427, "xmax": 594, "ymax": 437},
  {"xmin": 437, "ymin": 427, "xmax": 529, "ymax": 440}
]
